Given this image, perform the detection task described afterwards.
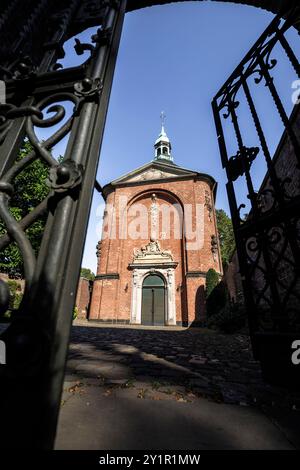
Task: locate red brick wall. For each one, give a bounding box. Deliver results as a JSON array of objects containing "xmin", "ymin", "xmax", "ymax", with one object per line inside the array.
[
  {"xmin": 75, "ymin": 277, "xmax": 91, "ymax": 319},
  {"xmin": 90, "ymin": 176, "xmax": 222, "ymax": 325}
]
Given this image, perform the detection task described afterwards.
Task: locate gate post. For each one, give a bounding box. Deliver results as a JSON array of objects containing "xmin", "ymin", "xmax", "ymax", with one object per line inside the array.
[{"xmin": 0, "ymin": 0, "xmax": 127, "ymax": 449}]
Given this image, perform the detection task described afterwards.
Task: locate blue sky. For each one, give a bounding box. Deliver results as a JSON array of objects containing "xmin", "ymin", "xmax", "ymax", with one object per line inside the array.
[{"xmin": 40, "ymin": 1, "xmax": 299, "ymax": 272}]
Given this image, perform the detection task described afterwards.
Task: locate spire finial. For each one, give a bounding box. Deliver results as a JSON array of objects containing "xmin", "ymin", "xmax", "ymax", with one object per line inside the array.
[
  {"xmin": 154, "ymin": 111, "xmax": 173, "ymax": 162},
  {"xmin": 160, "ymin": 111, "xmax": 166, "ymax": 130}
]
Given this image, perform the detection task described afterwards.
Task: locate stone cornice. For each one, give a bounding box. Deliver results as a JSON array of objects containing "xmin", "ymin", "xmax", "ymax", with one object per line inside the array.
[
  {"xmin": 101, "ymin": 160, "xmax": 217, "ymax": 200},
  {"xmin": 186, "ymin": 270, "xmax": 222, "ymax": 278},
  {"xmin": 95, "ymin": 273, "xmax": 119, "ymax": 280},
  {"xmin": 128, "ymin": 262, "xmax": 178, "ymax": 269}
]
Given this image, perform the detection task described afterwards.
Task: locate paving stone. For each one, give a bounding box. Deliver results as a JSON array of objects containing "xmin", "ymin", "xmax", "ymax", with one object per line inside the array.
[
  {"xmin": 187, "ymin": 377, "xmax": 211, "ymax": 388},
  {"xmin": 189, "ymin": 358, "xmax": 207, "ymax": 365},
  {"xmin": 105, "ymin": 379, "xmax": 132, "ymax": 386},
  {"xmin": 63, "ymin": 325, "xmax": 299, "ymax": 410}
]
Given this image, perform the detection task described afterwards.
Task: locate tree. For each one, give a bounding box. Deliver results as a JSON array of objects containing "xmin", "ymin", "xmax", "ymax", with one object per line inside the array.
[
  {"xmin": 216, "ymin": 209, "xmax": 235, "ymax": 268},
  {"xmin": 0, "ymin": 140, "xmax": 50, "ymax": 277},
  {"xmin": 80, "ymin": 268, "xmax": 95, "ymax": 281}
]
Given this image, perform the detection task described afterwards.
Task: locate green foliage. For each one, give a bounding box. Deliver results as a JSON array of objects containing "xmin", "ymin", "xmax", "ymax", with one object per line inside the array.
[
  {"xmin": 0, "ymin": 141, "xmax": 50, "ymax": 277},
  {"xmin": 216, "ymin": 209, "xmax": 236, "ymax": 268},
  {"xmin": 7, "ymin": 279, "xmax": 23, "ymax": 310},
  {"xmin": 80, "ymin": 268, "xmax": 95, "ymax": 281},
  {"xmin": 207, "ymin": 302, "xmax": 247, "ymax": 333},
  {"xmin": 205, "ymin": 268, "xmax": 220, "ymax": 298},
  {"xmin": 206, "ymin": 279, "xmax": 229, "ymax": 318},
  {"xmin": 73, "ymin": 306, "xmax": 79, "ymax": 320},
  {"xmin": 206, "ymin": 269, "xmax": 228, "ymax": 318}
]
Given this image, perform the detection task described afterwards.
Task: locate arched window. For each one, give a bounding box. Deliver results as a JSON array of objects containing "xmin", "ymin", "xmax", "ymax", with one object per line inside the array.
[
  {"xmin": 163, "ymin": 147, "xmax": 168, "ymax": 154},
  {"xmin": 157, "ymin": 148, "xmax": 161, "ymax": 156}
]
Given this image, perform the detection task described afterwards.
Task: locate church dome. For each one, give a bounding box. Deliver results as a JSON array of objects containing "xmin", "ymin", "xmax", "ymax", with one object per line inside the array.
[{"xmin": 155, "ymin": 127, "xmax": 170, "ymax": 145}]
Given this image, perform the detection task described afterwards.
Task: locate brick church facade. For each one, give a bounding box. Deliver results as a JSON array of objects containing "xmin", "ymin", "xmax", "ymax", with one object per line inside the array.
[{"xmin": 89, "ymin": 122, "xmax": 222, "ymax": 326}]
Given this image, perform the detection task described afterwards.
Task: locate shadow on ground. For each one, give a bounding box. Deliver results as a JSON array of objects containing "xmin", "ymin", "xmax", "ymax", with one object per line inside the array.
[
  {"xmin": 65, "ymin": 324, "xmax": 300, "ymax": 407},
  {"xmin": 55, "ymin": 324, "xmax": 300, "ymax": 450}
]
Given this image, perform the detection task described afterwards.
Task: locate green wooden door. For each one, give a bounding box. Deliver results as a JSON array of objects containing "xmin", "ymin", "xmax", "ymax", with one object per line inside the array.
[{"xmin": 141, "ymin": 275, "xmax": 165, "ymax": 326}]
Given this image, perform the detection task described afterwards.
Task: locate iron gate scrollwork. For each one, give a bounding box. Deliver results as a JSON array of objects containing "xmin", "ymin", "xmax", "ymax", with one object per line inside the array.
[
  {"xmin": 0, "ymin": 0, "xmax": 299, "ymax": 452},
  {"xmin": 212, "ymin": 6, "xmax": 300, "ymax": 384},
  {"xmin": 0, "ymin": 0, "xmax": 127, "ymax": 449}
]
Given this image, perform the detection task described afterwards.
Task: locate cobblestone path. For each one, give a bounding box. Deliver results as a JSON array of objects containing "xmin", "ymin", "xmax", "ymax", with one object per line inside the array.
[
  {"xmin": 1, "ymin": 321, "xmax": 299, "ymax": 449},
  {"xmin": 65, "ymin": 322, "xmax": 300, "ymax": 409}
]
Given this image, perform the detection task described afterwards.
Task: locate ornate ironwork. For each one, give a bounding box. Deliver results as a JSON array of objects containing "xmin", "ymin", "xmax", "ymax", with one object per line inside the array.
[
  {"xmin": 212, "ymin": 6, "xmax": 300, "ymax": 359},
  {"xmin": 0, "ymin": 0, "xmax": 127, "ymax": 449},
  {"xmin": 227, "ymin": 146, "xmax": 259, "ymax": 182},
  {"xmin": 0, "ymin": 0, "xmax": 298, "ymax": 451}
]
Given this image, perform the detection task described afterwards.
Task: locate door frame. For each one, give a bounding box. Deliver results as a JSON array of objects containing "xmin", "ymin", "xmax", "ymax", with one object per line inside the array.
[
  {"xmin": 141, "ymin": 273, "xmax": 166, "ymax": 326},
  {"xmin": 130, "ymin": 268, "xmax": 176, "ymax": 325}
]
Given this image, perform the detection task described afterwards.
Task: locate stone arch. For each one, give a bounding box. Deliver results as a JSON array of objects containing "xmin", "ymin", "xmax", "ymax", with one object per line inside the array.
[
  {"xmin": 143, "ymin": 270, "xmax": 166, "ymax": 285},
  {"xmin": 127, "ymin": 187, "xmax": 185, "ymax": 209},
  {"xmin": 126, "ymin": 188, "xmax": 185, "ymax": 250},
  {"xmin": 126, "ymin": 0, "xmax": 292, "ymax": 17},
  {"xmin": 66, "ymin": 1, "xmax": 295, "ymax": 42}
]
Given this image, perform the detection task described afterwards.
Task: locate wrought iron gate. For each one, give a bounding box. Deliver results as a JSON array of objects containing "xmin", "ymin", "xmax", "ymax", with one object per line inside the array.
[
  {"xmin": 0, "ymin": 0, "xmax": 127, "ymax": 449},
  {"xmin": 0, "ymin": 0, "xmax": 299, "ymax": 451},
  {"xmin": 212, "ymin": 6, "xmax": 300, "ymax": 384}
]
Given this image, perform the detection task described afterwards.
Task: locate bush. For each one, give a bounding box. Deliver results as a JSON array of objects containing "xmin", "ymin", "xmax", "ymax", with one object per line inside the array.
[
  {"xmin": 206, "ymin": 269, "xmax": 219, "ymax": 298},
  {"xmin": 206, "ymin": 280, "xmax": 228, "ymax": 317},
  {"xmin": 207, "ymin": 302, "xmax": 247, "ymax": 333}
]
